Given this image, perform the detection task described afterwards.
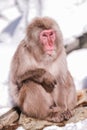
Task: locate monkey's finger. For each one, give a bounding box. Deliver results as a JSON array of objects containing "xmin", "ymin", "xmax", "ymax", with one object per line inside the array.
[
  {"xmin": 47, "ymin": 85, "xmax": 54, "ymax": 92},
  {"xmin": 62, "ymin": 109, "xmax": 72, "ymax": 120},
  {"xmin": 49, "ymin": 83, "xmax": 55, "ymax": 90},
  {"xmin": 54, "ymin": 80, "xmax": 57, "ymax": 85},
  {"xmin": 42, "ymin": 84, "xmax": 53, "ymax": 92},
  {"xmin": 47, "ymin": 112, "xmax": 64, "ymax": 123}
]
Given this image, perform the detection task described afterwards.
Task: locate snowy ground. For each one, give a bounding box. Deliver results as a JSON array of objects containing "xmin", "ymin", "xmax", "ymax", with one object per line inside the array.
[
  {"xmin": 0, "ymin": 43, "xmax": 17, "ymax": 115},
  {"xmin": 67, "ymin": 49, "xmax": 87, "ymax": 90},
  {"xmin": 44, "ymin": 119, "xmax": 87, "ymax": 130}
]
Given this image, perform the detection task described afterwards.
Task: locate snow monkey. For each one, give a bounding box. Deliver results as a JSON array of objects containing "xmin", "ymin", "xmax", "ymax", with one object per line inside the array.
[{"xmin": 9, "ymin": 17, "xmax": 77, "ymax": 122}]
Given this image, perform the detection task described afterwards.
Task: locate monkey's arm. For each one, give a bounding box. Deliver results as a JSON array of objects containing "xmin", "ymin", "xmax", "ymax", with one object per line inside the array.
[{"xmin": 17, "ymin": 68, "xmax": 56, "ymax": 92}]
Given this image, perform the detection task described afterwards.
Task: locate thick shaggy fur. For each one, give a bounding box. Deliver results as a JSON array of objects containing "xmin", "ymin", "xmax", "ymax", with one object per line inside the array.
[{"xmin": 9, "ymin": 17, "xmax": 77, "ymax": 122}]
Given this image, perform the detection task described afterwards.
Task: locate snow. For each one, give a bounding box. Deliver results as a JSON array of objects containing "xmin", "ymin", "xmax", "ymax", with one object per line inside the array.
[
  {"xmin": 2, "ymin": 6, "xmax": 21, "ymax": 21},
  {"xmin": 0, "ymin": 0, "xmax": 87, "ymax": 129},
  {"xmin": 0, "ymin": 44, "xmax": 17, "ymax": 114},
  {"xmin": 0, "ymin": 44, "xmax": 16, "ymax": 83},
  {"xmin": 0, "ymin": 107, "xmax": 11, "ymax": 116},
  {"xmin": 42, "ymin": 0, "xmax": 87, "ymax": 39},
  {"xmin": 0, "ymin": 0, "xmax": 15, "ymax": 11},
  {"xmin": 0, "ymin": 19, "xmax": 8, "ymax": 33},
  {"xmin": 1, "ymin": 0, "xmax": 87, "ymax": 39},
  {"xmin": 16, "ymin": 126, "xmax": 25, "ymax": 130},
  {"xmin": 67, "ymin": 49, "xmax": 87, "ymax": 90}
]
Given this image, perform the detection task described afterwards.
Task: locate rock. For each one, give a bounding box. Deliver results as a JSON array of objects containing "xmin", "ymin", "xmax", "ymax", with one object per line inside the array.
[
  {"xmin": 67, "ymin": 107, "xmax": 87, "ymax": 123},
  {"xmin": 0, "ymin": 107, "xmax": 19, "ymax": 127},
  {"xmin": 65, "ymin": 38, "xmax": 79, "ymax": 54},
  {"xmin": 1, "ymin": 123, "xmax": 20, "ymax": 130},
  {"xmin": 1, "ymin": 89, "xmax": 87, "ymax": 130},
  {"xmin": 19, "ymin": 114, "xmax": 64, "ymax": 130},
  {"xmin": 18, "ymin": 89, "xmax": 87, "ymax": 130},
  {"xmin": 19, "ymin": 106, "xmax": 87, "ymax": 130},
  {"xmin": 77, "ymin": 89, "xmax": 87, "ymax": 107}
]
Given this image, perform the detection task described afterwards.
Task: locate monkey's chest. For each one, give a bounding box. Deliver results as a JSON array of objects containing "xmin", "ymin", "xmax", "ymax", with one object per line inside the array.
[
  {"xmin": 39, "ymin": 62, "xmax": 59, "ymax": 78},
  {"xmin": 48, "ymin": 64, "xmax": 59, "ymax": 77}
]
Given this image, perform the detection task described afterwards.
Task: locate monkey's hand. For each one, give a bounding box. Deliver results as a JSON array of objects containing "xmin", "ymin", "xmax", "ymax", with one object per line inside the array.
[
  {"xmin": 41, "ymin": 71, "xmax": 57, "ymax": 92},
  {"xmin": 25, "ymin": 68, "xmax": 57, "ymax": 92}
]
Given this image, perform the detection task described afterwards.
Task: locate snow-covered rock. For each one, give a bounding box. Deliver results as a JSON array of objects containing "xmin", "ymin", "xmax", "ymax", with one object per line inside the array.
[{"xmin": 44, "ymin": 119, "xmax": 87, "ymax": 130}]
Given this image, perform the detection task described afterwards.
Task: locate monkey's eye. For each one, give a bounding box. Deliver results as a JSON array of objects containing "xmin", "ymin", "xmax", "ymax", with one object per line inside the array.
[
  {"xmin": 42, "ymin": 34, "xmax": 47, "ymax": 37},
  {"xmin": 50, "ymin": 32, "xmax": 53, "ymax": 36}
]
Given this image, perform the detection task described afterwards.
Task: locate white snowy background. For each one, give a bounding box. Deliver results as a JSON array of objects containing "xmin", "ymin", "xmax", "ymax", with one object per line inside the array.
[{"xmin": 0, "ymin": 0, "xmax": 87, "ymax": 129}]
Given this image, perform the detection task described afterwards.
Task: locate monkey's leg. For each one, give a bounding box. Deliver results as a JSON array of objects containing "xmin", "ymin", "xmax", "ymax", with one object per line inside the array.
[
  {"xmin": 17, "ymin": 81, "xmax": 64, "ymax": 122},
  {"xmin": 67, "ymin": 77, "xmax": 77, "ymax": 110},
  {"xmin": 17, "ymin": 81, "xmax": 54, "ymax": 118},
  {"xmin": 62, "ymin": 71, "xmax": 77, "ymax": 120},
  {"xmin": 51, "ymin": 85, "xmax": 73, "ymax": 121}
]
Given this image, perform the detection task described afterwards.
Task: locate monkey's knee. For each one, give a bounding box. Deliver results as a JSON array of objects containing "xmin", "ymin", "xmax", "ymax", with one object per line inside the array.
[
  {"xmin": 22, "ymin": 99, "xmax": 53, "ymax": 119},
  {"xmin": 19, "ymin": 82, "xmax": 54, "ymax": 119}
]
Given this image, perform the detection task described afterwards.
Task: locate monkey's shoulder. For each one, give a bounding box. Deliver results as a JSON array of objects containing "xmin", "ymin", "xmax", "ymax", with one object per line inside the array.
[{"xmin": 13, "ymin": 40, "xmax": 28, "ymax": 57}]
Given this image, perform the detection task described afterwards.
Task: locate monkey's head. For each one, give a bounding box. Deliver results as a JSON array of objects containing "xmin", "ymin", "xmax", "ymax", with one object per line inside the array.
[{"xmin": 26, "ymin": 17, "xmax": 64, "ymax": 61}]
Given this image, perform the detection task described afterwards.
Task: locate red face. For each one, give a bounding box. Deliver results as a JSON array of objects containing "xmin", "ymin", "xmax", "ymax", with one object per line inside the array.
[{"xmin": 40, "ymin": 29, "xmax": 56, "ymax": 55}]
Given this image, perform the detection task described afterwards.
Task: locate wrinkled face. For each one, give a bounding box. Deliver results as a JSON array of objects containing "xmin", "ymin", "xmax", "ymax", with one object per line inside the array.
[{"xmin": 40, "ymin": 29, "xmax": 56, "ymax": 55}]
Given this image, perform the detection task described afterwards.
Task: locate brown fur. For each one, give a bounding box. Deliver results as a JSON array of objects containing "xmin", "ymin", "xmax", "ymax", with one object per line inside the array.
[{"xmin": 9, "ymin": 17, "xmax": 77, "ymax": 122}]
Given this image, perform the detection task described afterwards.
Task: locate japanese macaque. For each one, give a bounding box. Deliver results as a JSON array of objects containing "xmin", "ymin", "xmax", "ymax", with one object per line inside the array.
[{"xmin": 9, "ymin": 17, "xmax": 77, "ymax": 123}]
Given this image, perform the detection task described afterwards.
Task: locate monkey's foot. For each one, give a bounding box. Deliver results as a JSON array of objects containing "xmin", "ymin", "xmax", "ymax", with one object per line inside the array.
[
  {"xmin": 62, "ymin": 109, "xmax": 72, "ymax": 120},
  {"xmin": 46, "ymin": 112, "xmax": 64, "ymax": 123}
]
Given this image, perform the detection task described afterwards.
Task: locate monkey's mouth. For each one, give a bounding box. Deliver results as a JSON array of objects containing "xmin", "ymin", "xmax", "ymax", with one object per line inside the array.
[{"xmin": 46, "ymin": 49, "xmax": 55, "ymax": 55}]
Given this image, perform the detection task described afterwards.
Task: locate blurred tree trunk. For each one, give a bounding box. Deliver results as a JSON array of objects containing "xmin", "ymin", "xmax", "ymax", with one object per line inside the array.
[{"xmin": 65, "ymin": 33, "xmax": 87, "ymax": 54}]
